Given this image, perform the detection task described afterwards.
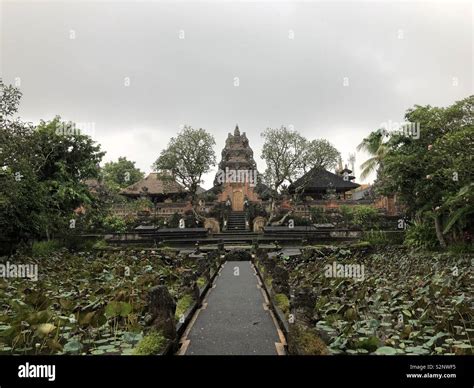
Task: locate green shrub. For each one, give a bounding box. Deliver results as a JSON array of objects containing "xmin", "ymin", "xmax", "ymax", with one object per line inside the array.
[
  {"xmin": 404, "ymin": 220, "xmax": 438, "ymax": 250},
  {"xmin": 102, "ymin": 215, "xmax": 127, "ymax": 233},
  {"xmin": 167, "ymin": 212, "xmax": 181, "ymax": 228},
  {"xmin": 132, "ymin": 330, "xmax": 166, "ymax": 355},
  {"xmin": 92, "ymin": 239, "xmax": 108, "ymax": 250},
  {"xmin": 447, "ymin": 243, "xmax": 473, "ymax": 254},
  {"xmin": 362, "ymin": 230, "xmax": 388, "ymax": 246},
  {"xmin": 63, "ymin": 235, "xmax": 97, "ymax": 251},
  {"xmin": 311, "ymin": 206, "xmax": 329, "ymax": 223},
  {"xmin": 339, "ymin": 205, "xmax": 353, "ymax": 225},
  {"xmin": 31, "ymin": 240, "xmax": 61, "ymax": 257},
  {"xmin": 351, "ymin": 206, "xmax": 379, "ymax": 229}
]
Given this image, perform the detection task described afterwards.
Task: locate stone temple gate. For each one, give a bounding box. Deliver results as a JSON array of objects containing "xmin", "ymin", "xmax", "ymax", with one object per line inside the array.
[{"xmin": 214, "ymin": 125, "xmax": 261, "ymax": 211}]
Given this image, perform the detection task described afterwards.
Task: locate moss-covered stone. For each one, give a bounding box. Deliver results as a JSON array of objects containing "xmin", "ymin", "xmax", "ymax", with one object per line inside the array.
[
  {"xmin": 274, "ymin": 293, "xmax": 290, "ymax": 316},
  {"xmin": 197, "ymin": 277, "xmax": 206, "ymax": 288},
  {"xmin": 132, "ymin": 331, "xmax": 166, "ymax": 355},
  {"xmin": 288, "ymin": 324, "xmax": 328, "ymax": 355}
]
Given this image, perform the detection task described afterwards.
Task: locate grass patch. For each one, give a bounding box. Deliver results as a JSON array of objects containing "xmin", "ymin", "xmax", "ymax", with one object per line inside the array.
[
  {"xmin": 264, "ymin": 276, "xmax": 273, "ymax": 290},
  {"xmin": 448, "ymin": 243, "xmax": 474, "ymax": 254},
  {"xmin": 274, "ymin": 293, "xmax": 290, "ymax": 317},
  {"xmin": 348, "ymin": 241, "xmax": 372, "ymax": 249},
  {"xmin": 31, "ymin": 240, "xmax": 61, "ymax": 257},
  {"xmin": 175, "ymin": 294, "xmax": 194, "ymax": 322},
  {"xmin": 132, "ymin": 330, "xmax": 166, "ymax": 355},
  {"xmin": 362, "ymin": 230, "xmax": 388, "ymax": 246},
  {"xmin": 197, "ymin": 277, "xmax": 207, "ymax": 288},
  {"xmin": 92, "ymin": 239, "xmax": 108, "ymax": 250}
]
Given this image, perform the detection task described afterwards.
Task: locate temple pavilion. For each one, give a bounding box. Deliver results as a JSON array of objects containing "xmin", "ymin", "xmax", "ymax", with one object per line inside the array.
[
  {"xmin": 288, "ymin": 166, "xmax": 360, "ymax": 200},
  {"xmin": 120, "ymin": 172, "xmax": 186, "ymax": 202}
]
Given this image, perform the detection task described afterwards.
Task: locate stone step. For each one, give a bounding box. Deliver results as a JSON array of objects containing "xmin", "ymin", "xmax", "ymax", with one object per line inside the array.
[{"xmin": 219, "ymin": 233, "xmax": 257, "ymax": 237}]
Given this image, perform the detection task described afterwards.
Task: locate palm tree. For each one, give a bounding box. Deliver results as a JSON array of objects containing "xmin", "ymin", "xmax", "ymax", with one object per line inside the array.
[{"xmin": 356, "ymin": 129, "xmax": 388, "ymax": 180}]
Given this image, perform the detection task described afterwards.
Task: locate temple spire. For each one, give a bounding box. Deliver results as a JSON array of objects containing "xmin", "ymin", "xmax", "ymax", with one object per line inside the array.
[{"xmin": 234, "ymin": 124, "xmax": 240, "ymax": 136}]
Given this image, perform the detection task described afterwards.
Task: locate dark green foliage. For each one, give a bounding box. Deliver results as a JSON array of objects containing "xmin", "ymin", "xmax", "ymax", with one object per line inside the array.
[
  {"xmin": 102, "ymin": 157, "xmax": 144, "ymax": 191},
  {"xmin": 404, "ymin": 219, "xmax": 439, "ymax": 250},
  {"xmin": 351, "ymin": 206, "xmax": 380, "ymax": 229},
  {"xmin": 154, "ymin": 126, "xmax": 216, "ymax": 198},
  {"xmin": 362, "ymin": 230, "xmax": 388, "ymax": 246},
  {"xmin": 167, "ymin": 212, "xmax": 181, "ymax": 228},
  {"xmin": 281, "ymin": 247, "xmax": 473, "ymax": 355},
  {"xmin": 377, "ymin": 96, "xmax": 474, "ymax": 247},
  {"xmin": 0, "ymin": 249, "xmax": 213, "ymax": 355},
  {"xmin": 31, "ymin": 240, "xmax": 62, "ymax": 257},
  {"xmin": 102, "ymin": 215, "xmax": 127, "ymax": 233},
  {"xmin": 132, "ymin": 331, "xmax": 166, "ymax": 355},
  {"xmin": 0, "ymin": 80, "xmax": 104, "ymax": 242},
  {"xmin": 310, "ymin": 206, "xmax": 329, "ymax": 223}
]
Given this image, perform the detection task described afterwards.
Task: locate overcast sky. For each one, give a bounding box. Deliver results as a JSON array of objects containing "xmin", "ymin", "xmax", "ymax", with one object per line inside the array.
[{"xmin": 1, "ymin": 0, "xmax": 472, "ymax": 188}]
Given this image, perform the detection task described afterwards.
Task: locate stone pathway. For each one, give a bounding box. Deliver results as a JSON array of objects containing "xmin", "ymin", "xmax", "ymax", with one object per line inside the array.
[{"xmin": 179, "ymin": 261, "xmax": 284, "ymax": 355}]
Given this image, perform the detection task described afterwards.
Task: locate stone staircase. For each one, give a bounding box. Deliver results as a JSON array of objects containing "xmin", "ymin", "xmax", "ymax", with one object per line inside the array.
[{"xmin": 225, "ymin": 211, "xmax": 246, "ymax": 232}]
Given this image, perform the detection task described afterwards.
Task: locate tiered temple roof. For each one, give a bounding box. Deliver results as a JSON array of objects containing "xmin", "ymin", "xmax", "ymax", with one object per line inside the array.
[
  {"xmin": 121, "ymin": 173, "xmax": 184, "ymax": 199},
  {"xmin": 288, "ymin": 167, "xmax": 360, "ymax": 197},
  {"xmin": 214, "ymin": 125, "xmax": 258, "ymax": 185}
]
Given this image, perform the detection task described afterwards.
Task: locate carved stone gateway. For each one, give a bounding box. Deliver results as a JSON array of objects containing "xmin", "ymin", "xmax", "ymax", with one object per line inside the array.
[{"xmin": 214, "ymin": 125, "xmax": 261, "ymax": 205}]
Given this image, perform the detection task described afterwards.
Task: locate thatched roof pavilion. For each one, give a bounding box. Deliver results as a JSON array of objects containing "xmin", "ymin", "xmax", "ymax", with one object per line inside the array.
[
  {"xmin": 288, "ymin": 167, "xmax": 360, "ymax": 199},
  {"xmin": 120, "ymin": 173, "xmax": 186, "ymax": 201}
]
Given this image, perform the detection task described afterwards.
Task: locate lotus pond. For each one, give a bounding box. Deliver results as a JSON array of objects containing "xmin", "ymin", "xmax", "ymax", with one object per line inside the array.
[
  {"xmin": 285, "ymin": 246, "xmax": 473, "ymax": 355},
  {"xmin": 0, "ymin": 249, "xmax": 206, "ymax": 355}
]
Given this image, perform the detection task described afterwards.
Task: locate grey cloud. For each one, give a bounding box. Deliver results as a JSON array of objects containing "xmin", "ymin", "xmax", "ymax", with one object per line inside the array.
[{"xmin": 1, "ymin": 1, "xmax": 472, "ymax": 187}]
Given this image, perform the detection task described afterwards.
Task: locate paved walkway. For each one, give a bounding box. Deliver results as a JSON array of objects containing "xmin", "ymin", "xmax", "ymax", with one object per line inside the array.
[{"xmin": 179, "ymin": 261, "xmax": 283, "ymax": 355}]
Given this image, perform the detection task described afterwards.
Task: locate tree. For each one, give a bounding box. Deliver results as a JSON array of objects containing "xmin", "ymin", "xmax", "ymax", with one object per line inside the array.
[
  {"xmin": 261, "ymin": 127, "xmax": 306, "ymax": 191},
  {"xmin": 377, "ymin": 95, "xmax": 474, "ymax": 248},
  {"xmin": 102, "ymin": 157, "xmax": 144, "ymax": 191},
  {"xmin": 0, "ymin": 79, "xmax": 105, "ymax": 241},
  {"xmin": 301, "ymin": 139, "xmax": 341, "ymax": 173},
  {"xmin": 261, "ymin": 126, "xmax": 340, "ymax": 192},
  {"xmin": 153, "ymin": 126, "xmax": 216, "ymax": 199},
  {"xmin": 356, "ymin": 128, "xmax": 388, "ymax": 180},
  {"xmin": 32, "ymin": 117, "xmax": 105, "ymax": 239},
  {"xmin": 0, "ymin": 80, "xmax": 42, "ymax": 241}
]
